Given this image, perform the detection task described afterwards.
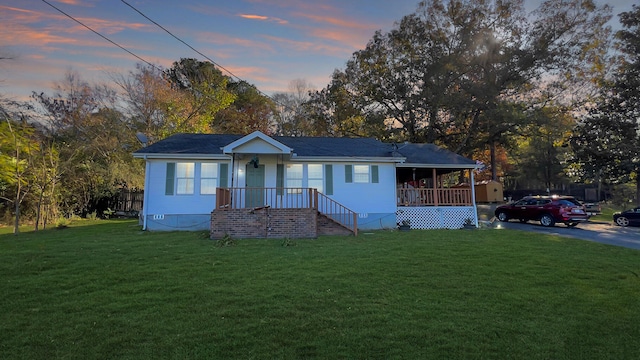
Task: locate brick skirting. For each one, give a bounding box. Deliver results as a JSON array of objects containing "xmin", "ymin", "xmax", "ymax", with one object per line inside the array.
[{"xmin": 210, "ymin": 207, "xmax": 318, "ymax": 239}]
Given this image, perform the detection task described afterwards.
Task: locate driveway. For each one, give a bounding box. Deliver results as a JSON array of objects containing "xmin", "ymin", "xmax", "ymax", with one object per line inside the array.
[{"xmin": 490, "ymin": 220, "xmax": 640, "ymax": 250}]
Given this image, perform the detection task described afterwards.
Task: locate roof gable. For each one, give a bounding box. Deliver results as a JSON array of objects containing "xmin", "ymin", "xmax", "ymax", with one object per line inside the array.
[{"xmin": 222, "ymin": 131, "xmax": 292, "ymax": 155}]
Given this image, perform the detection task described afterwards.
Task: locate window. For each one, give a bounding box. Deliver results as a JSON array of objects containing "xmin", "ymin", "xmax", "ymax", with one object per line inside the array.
[
  {"xmin": 308, "ymin": 164, "xmax": 323, "ymax": 193},
  {"xmin": 286, "ymin": 164, "xmax": 303, "ymax": 193},
  {"xmin": 346, "ymin": 164, "xmax": 379, "ymax": 184},
  {"xmin": 176, "ymin": 162, "xmax": 194, "ymax": 195},
  {"xmin": 353, "ymin": 165, "xmax": 369, "ymax": 183},
  {"xmin": 200, "ymin": 163, "xmax": 218, "ymax": 195}
]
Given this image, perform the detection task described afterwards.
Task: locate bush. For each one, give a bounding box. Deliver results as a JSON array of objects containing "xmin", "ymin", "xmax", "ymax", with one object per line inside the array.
[
  {"xmin": 56, "ymin": 217, "xmax": 72, "ymax": 229},
  {"xmin": 609, "ymin": 183, "xmax": 637, "ymax": 210}
]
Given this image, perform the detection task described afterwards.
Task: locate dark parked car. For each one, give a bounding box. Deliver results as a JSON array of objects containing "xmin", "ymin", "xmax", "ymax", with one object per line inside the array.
[
  {"xmin": 613, "ymin": 207, "xmax": 640, "ymax": 227},
  {"xmin": 495, "ymin": 195, "xmax": 589, "ymax": 227}
]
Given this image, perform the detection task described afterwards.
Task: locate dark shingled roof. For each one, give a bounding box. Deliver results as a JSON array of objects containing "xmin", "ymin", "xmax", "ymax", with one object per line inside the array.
[
  {"xmin": 275, "ymin": 136, "xmax": 393, "ymax": 157},
  {"xmin": 395, "ymin": 143, "xmax": 476, "ymax": 166},
  {"xmin": 133, "ymin": 133, "xmax": 475, "ymax": 166},
  {"xmin": 134, "ymin": 134, "xmax": 242, "ymax": 155}
]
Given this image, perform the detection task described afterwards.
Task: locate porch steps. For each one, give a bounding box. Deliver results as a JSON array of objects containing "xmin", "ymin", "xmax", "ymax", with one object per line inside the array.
[{"xmin": 317, "ymin": 212, "xmax": 354, "ymax": 236}]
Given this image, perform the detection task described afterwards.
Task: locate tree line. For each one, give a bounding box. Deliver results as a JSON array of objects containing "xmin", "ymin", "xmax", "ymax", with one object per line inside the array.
[{"xmin": 1, "ymin": 0, "xmax": 639, "ymax": 233}]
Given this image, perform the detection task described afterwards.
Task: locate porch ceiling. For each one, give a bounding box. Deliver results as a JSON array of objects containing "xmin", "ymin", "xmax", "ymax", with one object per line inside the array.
[{"xmin": 396, "ymin": 167, "xmax": 468, "ymax": 180}]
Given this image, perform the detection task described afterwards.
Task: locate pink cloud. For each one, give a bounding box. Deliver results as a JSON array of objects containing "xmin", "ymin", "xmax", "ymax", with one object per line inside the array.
[
  {"xmin": 239, "ymin": 13, "xmax": 288, "ymax": 25},
  {"xmin": 0, "ymin": 5, "xmax": 151, "ymax": 45},
  {"xmin": 54, "ymin": 0, "xmax": 86, "ymax": 5}
]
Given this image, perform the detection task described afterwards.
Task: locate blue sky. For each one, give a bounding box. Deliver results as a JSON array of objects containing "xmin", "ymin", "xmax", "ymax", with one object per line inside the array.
[{"xmin": 0, "ymin": 0, "xmax": 634, "ymax": 102}]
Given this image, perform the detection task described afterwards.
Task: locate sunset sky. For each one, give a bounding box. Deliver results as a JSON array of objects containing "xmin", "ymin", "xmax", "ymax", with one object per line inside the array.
[{"xmin": 0, "ymin": 0, "xmax": 633, "ymax": 102}]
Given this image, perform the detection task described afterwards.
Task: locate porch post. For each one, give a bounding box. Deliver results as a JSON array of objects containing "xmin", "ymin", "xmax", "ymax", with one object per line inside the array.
[
  {"xmin": 432, "ymin": 168, "xmax": 438, "ymax": 206},
  {"xmin": 312, "ymin": 189, "xmax": 318, "ymax": 210},
  {"xmin": 470, "ymin": 169, "xmax": 479, "ymax": 227},
  {"xmin": 353, "ymin": 212, "xmax": 358, "ymax": 236}
]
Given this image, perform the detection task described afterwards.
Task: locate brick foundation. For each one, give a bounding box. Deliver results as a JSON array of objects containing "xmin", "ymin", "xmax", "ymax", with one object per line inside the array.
[{"xmin": 210, "ymin": 208, "xmax": 318, "ymax": 239}]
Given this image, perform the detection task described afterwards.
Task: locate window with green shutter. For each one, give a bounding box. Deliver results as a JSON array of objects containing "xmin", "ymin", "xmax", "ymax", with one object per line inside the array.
[{"xmin": 345, "ymin": 164, "xmax": 378, "ymax": 184}]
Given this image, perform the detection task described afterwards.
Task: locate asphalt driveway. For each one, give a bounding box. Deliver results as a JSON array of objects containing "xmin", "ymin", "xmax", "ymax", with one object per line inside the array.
[
  {"xmin": 490, "ymin": 220, "xmax": 640, "ymax": 250},
  {"xmin": 476, "ymin": 204, "xmax": 640, "ymax": 250}
]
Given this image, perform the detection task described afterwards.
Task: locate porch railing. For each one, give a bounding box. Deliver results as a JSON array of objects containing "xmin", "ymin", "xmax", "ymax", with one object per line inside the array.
[
  {"xmin": 215, "ymin": 187, "xmax": 357, "ymax": 235},
  {"xmin": 316, "ymin": 192, "xmax": 358, "ymax": 236},
  {"xmin": 397, "ymin": 187, "xmax": 472, "ymax": 206}
]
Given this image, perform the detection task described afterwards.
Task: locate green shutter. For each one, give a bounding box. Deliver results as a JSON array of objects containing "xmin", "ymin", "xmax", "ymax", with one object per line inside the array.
[
  {"xmin": 276, "ymin": 164, "xmax": 284, "ymax": 195},
  {"xmin": 325, "ymin": 164, "xmax": 333, "ymax": 195},
  {"xmin": 345, "ymin": 165, "xmax": 353, "ymax": 183},
  {"xmin": 372, "ymin": 165, "xmax": 379, "ymax": 183},
  {"xmin": 165, "ymin": 162, "xmax": 175, "ymax": 195},
  {"xmin": 219, "ymin": 163, "xmax": 229, "ymax": 188}
]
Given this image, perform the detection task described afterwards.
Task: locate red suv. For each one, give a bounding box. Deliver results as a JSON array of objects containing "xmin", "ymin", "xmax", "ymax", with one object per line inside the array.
[{"xmin": 494, "ymin": 195, "xmax": 588, "ymax": 227}]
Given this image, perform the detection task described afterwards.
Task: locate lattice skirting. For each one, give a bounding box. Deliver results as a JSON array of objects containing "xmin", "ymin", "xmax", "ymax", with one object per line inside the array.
[{"xmin": 396, "ymin": 206, "xmax": 476, "ymax": 229}]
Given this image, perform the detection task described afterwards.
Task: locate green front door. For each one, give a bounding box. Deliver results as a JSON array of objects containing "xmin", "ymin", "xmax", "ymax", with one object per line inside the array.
[{"xmin": 245, "ymin": 164, "xmax": 265, "ymax": 208}]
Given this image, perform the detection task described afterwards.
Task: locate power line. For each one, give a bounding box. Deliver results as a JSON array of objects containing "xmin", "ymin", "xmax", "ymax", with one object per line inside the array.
[
  {"xmin": 41, "ymin": 0, "xmax": 303, "ymax": 123},
  {"xmin": 40, "ymin": 0, "xmax": 158, "ymax": 70},
  {"xmin": 121, "ymin": 0, "xmax": 244, "ymax": 85},
  {"xmin": 119, "ymin": 0, "xmax": 292, "ymax": 109}
]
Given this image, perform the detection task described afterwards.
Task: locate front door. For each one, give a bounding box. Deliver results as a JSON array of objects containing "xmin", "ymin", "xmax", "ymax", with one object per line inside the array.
[{"xmin": 245, "ymin": 164, "xmax": 265, "ymax": 208}]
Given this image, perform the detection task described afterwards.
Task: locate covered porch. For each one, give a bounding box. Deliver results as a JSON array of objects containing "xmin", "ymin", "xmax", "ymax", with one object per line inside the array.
[{"xmin": 395, "ymin": 166, "xmax": 479, "ymax": 229}]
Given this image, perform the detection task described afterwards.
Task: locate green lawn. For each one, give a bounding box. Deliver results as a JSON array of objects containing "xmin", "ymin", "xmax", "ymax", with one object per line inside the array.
[{"xmin": 1, "ymin": 220, "xmax": 639, "ymax": 359}]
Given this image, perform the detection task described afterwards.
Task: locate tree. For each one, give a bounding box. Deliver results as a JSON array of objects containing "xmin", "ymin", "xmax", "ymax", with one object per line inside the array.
[
  {"xmin": 310, "ymin": 0, "xmax": 611, "ymax": 179},
  {"xmin": 215, "ymin": 80, "xmax": 275, "ymax": 134},
  {"xmin": 571, "ymin": 5, "xmax": 640, "ymax": 205},
  {"xmin": 305, "ymin": 70, "xmax": 389, "ymax": 138},
  {"xmin": 34, "ymin": 72, "xmax": 144, "ymax": 217},
  {"xmin": 272, "ymin": 79, "xmax": 316, "ymax": 136},
  {"xmin": 113, "ymin": 63, "xmax": 175, "ymax": 144},
  {"xmin": 511, "ymin": 106, "xmax": 575, "ymax": 190},
  {"xmin": 164, "ymin": 58, "xmax": 236, "ymax": 134},
  {"xmin": 0, "ymin": 114, "xmax": 39, "ymax": 234}
]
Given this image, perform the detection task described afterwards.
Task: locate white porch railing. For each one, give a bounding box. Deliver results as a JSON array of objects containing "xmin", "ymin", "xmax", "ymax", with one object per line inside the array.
[{"xmin": 397, "ymin": 187, "xmax": 473, "ymax": 206}]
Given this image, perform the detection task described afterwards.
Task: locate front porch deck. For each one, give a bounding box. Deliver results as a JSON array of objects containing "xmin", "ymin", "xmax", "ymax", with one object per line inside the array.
[{"xmin": 214, "ymin": 187, "xmax": 358, "ymax": 236}]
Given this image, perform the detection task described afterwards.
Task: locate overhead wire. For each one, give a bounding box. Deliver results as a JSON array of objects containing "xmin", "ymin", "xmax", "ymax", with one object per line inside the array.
[
  {"xmin": 40, "ymin": 0, "xmax": 317, "ymax": 130},
  {"xmin": 119, "ymin": 0, "xmax": 301, "ymax": 114},
  {"xmin": 40, "ymin": 0, "xmax": 158, "ymax": 70},
  {"xmin": 120, "ymin": 0, "xmax": 243, "ymax": 85}
]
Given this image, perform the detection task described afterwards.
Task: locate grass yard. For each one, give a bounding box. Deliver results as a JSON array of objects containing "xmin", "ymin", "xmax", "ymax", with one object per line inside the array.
[{"xmin": 1, "ymin": 220, "xmax": 639, "ymax": 359}]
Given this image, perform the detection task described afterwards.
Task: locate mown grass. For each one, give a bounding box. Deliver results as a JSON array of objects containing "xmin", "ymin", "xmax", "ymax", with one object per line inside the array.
[{"xmin": 1, "ymin": 220, "xmax": 639, "ymax": 359}]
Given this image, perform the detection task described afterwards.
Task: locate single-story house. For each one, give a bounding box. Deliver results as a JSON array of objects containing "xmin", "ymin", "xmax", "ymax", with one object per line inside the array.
[{"xmin": 133, "ymin": 131, "xmax": 479, "ymax": 238}]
